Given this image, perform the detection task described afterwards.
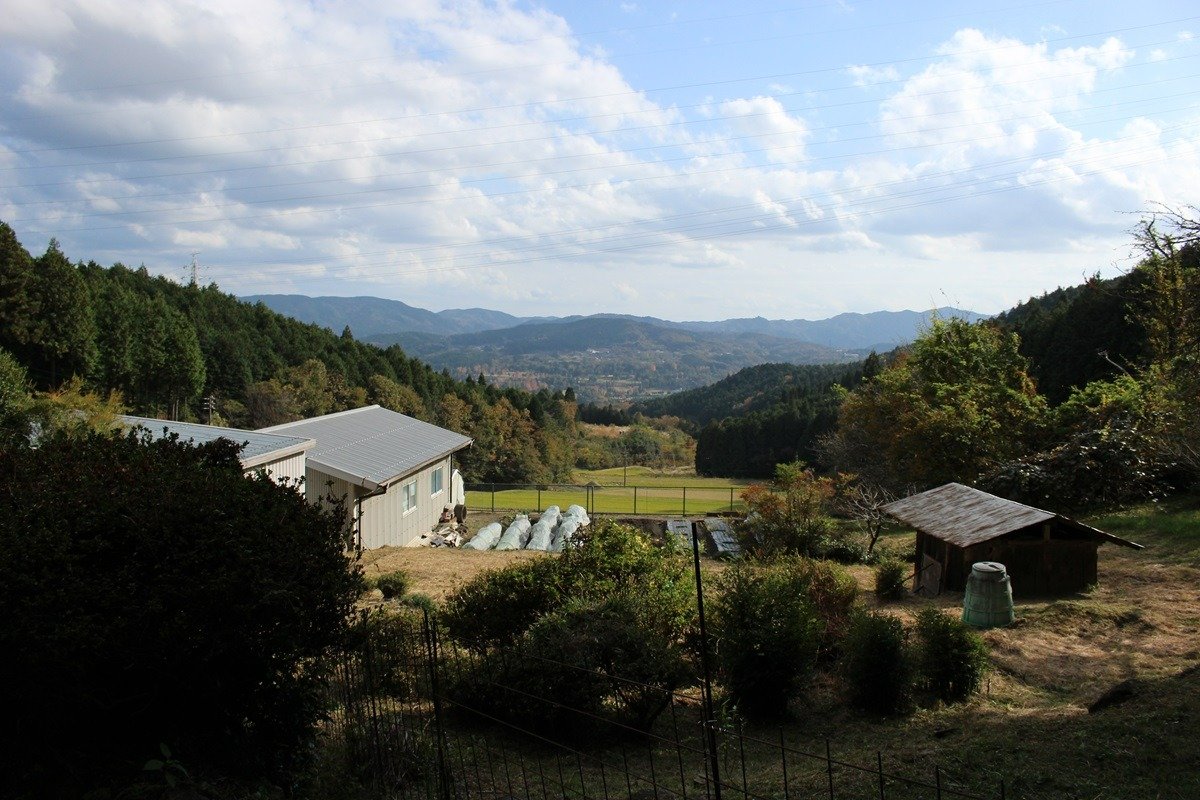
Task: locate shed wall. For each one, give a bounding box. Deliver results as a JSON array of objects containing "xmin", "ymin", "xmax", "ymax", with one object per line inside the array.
[{"xmin": 915, "ymin": 526, "xmax": 1101, "ymax": 597}]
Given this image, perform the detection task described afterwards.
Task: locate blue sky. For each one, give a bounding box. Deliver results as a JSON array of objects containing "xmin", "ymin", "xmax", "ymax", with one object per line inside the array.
[{"xmin": 1, "ymin": 1, "xmax": 1197, "ymax": 320}]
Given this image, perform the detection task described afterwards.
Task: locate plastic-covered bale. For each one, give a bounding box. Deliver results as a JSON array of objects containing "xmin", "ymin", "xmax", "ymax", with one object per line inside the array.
[
  {"xmin": 564, "ymin": 504, "xmax": 590, "ymax": 526},
  {"xmin": 525, "ymin": 518, "xmax": 555, "ymax": 551},
  {"xmin": 463, "ymin": 522, "xmax": 503, "ymax": 551},
  {"xmin": 549, "ymin": 517, "xmax": 581, "ymax": 552},
  {"xmin": 495, "ymin": 515, "xmax": 532, "ymax": 551}
]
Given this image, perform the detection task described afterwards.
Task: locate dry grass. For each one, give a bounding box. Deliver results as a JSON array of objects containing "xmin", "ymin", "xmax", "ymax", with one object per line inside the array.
[{"xmin": 578, "ymin": 422, "xmax": 628, "ymax": 438}]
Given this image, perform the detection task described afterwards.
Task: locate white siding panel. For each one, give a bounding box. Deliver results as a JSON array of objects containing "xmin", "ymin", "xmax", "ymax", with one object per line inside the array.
[
  {"xmin": 244, "ymin": 452, "xmax": 309, "ymax": 496},
  {"xmin": 359, "ymin": 457, "xmax": 454, "ymax": 548}
]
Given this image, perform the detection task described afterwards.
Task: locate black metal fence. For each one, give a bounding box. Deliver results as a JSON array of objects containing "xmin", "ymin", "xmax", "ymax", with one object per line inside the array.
[
  {"xmin": 324, "ymin": 610, "xmax": 1010, "ymax": 800},
  {"xmin": 464, "ymin": 482, "xmax": 746, "ymax": 516}
]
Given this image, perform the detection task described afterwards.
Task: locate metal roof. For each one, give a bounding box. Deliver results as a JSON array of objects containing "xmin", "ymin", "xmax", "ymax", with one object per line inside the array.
[
  {"xmin": 881, "ymin": 483, "xmax": 1141, "ymax": 549},
  {"xmin": 260, "ymin": 405, "xmax": 472, "ymax": 489},
  {"xmin": 120, "ymin": 415, "xmax": 313, "ymax": 469}
]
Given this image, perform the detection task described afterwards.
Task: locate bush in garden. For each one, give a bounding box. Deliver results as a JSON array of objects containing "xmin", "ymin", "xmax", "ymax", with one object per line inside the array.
[
  {"xmin": 441, "ymin": 557, "xmax": 562, "ymax": 651},
  {"xmin": 711, "ymin": 560, "xmax": 824, "ymax": 720},
  {"xmin": 788, "ymin": 557, "xmax": 860, "ymax": 653},
  {"xmin": 445, "ymin": 592, "xmax": 689, "ymax": 739},
  {"xmin": 0, "ymin": 430, "xmax": 360, "ymax": 795},
  {"xmin": 914, "ymin": 607, "xmax": 989, "ymax": 703},
  {"xmin": 374, "ymin": 570, "xmax": 410, "ymax": 599},
  {"xmin": 737, "ymin": 461, "xmax": 837, "ymax": 558},
  {"xmin": 874, "ymin": 559, "xmax": 910, "ymax": 602},
  {"xmin": 842, "ymin": 611, "xmax": 914, "ymax": 714},
  {"xmin": 442, "ymin": 519, "xmax": 694, "ymax": 652}
]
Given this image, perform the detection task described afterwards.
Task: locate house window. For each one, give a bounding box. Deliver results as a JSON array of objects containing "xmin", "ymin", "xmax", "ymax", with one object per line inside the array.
[
  {"xmin": 431, "ymin": 467, "xmax": 444, "ymax": 497},
  {"xmin": 402, "ymin": 479, "xmax": 417, "ymax": 514}
]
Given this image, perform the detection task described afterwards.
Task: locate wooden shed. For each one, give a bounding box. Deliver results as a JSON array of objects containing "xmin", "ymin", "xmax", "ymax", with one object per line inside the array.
[{"xmin": 881, "ymin": 483, "xmax": 1142, "ymax": 597}]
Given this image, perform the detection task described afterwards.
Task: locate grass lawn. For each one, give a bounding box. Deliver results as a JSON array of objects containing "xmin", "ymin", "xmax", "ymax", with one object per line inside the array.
[{"xmin": 466, "ymin": 466, "xmax": 754, "ymax": 515}]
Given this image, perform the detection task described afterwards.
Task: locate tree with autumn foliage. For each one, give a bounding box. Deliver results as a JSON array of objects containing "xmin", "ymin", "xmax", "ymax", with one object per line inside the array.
[{"xmin": 823, "ymin": 317, "xmax": 1048, "ymax": 491}]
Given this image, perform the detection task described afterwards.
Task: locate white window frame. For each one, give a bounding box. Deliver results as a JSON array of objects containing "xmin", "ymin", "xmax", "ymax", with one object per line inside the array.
[
  {"xmin": 430, "ymin": 466, "xmax": 444, "ymax": 497},
  {"xmin": 402, "ymin": 479, "xmax": 418, "ymax": 515}
]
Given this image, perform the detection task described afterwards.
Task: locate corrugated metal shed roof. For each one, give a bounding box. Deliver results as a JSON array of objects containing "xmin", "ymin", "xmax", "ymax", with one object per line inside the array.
[
  {"xmin": 260, "ymin": 405, "xmax": 472, "ymax": 489},
  {"xmin": 881, "ymin": 483, "xmax": 1141, "ymax": 549},
  {"xmin": 120, "ymin": 415, "xmax": 313, "ymax": 469}
]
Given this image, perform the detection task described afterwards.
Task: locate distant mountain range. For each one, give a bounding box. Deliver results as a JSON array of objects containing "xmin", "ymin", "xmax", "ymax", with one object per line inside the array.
[{"xmin": 243, "ymin": 294, "xmax": 985, "ymax": 402}]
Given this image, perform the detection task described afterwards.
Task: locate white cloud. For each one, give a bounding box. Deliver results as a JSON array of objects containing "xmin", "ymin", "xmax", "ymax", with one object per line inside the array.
[
  {"xmin": 717, "ymin": 96, "xmax": 809, "ymax": 164},
  {"xmin": 846, "ymin": 64, "xmax": 900, "ymax": 87}
]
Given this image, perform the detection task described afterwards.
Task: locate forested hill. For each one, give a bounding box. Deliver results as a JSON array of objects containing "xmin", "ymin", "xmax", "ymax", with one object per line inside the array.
[
  {"xmin": 683, "ymin": 270, "xmax": 1157, "ymax": 478},
  {"xmin": 0, "ymin": 222, "xmax": 577, "ymax": 484},
  {"xmin": 629, "ymin": 362, "xmax": 867, "ymax": 427},
  {"xmin": 994, "ymin": 272, "xmax": 1150, "ymax": 403},
  {"xmin": 243, "ymin": 293, "xmax": 527, "ymax": 337}
]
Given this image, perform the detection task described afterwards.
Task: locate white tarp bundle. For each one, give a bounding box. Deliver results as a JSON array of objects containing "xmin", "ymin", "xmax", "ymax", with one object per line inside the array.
[
  {"xmin": 463, "ymin": 521, "xmax": 503, "ymax": 551},
  {"xmin": 525, "ymin": 506, "xmax": 562, "ymax": 551},
  {"xmin": 495, "ymin": 515, "xmax": 532, "ymax": 551},
  {"xmin": 549, "ymin": 505, "xmax": 589, "ymax": 552},
  {"xmin": 564, "ymin": 504, "xmax": 590, "ymax": 526},
  {"xmin": 549, "ymin": 518, "xmax": 580, "ymax": 552}
]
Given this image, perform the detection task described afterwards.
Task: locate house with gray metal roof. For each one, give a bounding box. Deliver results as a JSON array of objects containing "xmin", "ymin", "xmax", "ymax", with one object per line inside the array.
[
  {"xmin": 120, "ymin": 415, "xmax": 314, "ymax": 495},
  {"xmin": 261, "ymin": 405, "xmax": 472, "ymax": 548},
  {"xmin": 882, "ymin": 483, "xmax": 1141, "ymax": 596}
]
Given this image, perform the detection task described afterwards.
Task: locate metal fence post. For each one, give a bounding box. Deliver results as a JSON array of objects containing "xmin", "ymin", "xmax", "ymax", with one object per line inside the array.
[
  {"xmin": 490, "ymin": 483, "xmax": 495, "ymax": 512},
  {"xmin": 422, "ymin": 608, "xmax": 452, "ymax": 800},
  {"xmin": 729, "ymin": 487, "xmax": 734, "ymax": 513},
  {"xmin": 683, "ymin": 486, "xmax": 687, "ymax": 516},
  {"xmin": 634, "ymin": 486, "xmax": 638, "ymax": 515},
  {"xmin": 826, "ymin": 739, "xmax": 834, "ymax": 800},
  {"xmin": 691, "ymin": 532, "xmax": 722, "ymax": 799}
]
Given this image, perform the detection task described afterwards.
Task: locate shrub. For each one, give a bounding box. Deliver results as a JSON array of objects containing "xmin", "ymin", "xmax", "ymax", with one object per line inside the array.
[
  {"xmin": 711, "ymin": 560, "xmax": 824, "ymax": 720},
  {"xmin": 375, "ymin": 570, "xmax": 410, "ymax": 599},
  {"xmin": 875, "ymin": 559, "xmax": 910, "ymax": 602},
  {"xmin": 737, "ymin": 461, "xmax": 836, "ymax": 557},
  {"xmin": 812, "ymin": 532, "xmax": 869, "ymax": 564},
  {"xmin": 788, "ymin": 558, "xmax": 860, "ymax": 652},
  {"xmin": 914, "ymin": 607, "xmax": 989, "ymax": 703},
  {"xmin": 441, "ymin": 557, "xmax": 561, "ymax": 651},
  {"xmin": 842, "ymin": 611, "xmax": 913, "ymax": 714},
  {"xmin": 401, "ymin": 592, "xmax": 437, "ymax": 614},
  {"xmin": 0, "ymin": 430, "xmax": 360, "ymax": 795},
  {"xmin": 445, "ymin": 592, "xmax": 689, "ymax": 739},
  {"xmin": 442, "ymin": 519, "xmax": 694, "ymax": 652}
]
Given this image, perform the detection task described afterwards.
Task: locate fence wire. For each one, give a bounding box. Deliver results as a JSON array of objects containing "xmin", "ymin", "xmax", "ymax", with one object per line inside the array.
[{"xmin": 323, "ymin": 611, "xmax": 1007, "ymax": 800}]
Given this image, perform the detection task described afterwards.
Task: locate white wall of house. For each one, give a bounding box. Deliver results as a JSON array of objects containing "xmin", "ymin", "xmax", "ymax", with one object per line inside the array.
[
  {"xmin": 244, "ymin": 451, "xmax": 309, "ymax": 496},
  {"xmin": 359, "ymin": 456, "xmax": 453, "ymax": 549},
  {"xmin": 306, "ymin": 456, "xmax": 454, "ymax": 548}
]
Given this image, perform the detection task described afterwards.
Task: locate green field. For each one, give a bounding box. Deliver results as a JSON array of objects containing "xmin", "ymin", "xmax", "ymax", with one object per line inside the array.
[{"xmin": 466, "ymin": 467, "xmax": 754, "ymax": 515}]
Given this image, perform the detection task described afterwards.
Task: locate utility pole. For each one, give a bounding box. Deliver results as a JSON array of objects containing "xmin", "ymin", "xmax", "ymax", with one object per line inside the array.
[{"xmin": 204, "ymin": 395, "xmax": 216, "ymax": 424}]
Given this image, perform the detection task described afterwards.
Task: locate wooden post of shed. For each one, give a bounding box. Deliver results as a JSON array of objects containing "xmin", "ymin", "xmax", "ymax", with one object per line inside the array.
[{"xmin": 1042, "ymin": 521, "xmax": 1052, "ymax": 595}]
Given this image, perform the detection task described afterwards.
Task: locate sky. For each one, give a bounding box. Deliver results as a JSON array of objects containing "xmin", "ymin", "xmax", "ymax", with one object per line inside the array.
[{"xmin": 1, "ymin": 1, "xmax": 1198, "ymax": 320}]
